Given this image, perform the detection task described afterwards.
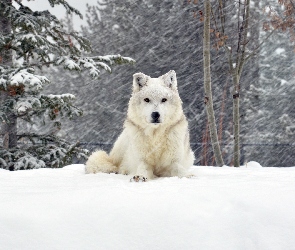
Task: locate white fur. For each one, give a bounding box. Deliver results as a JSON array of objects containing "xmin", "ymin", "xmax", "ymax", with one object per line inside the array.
[{"xmin": 85, "ymin": 70, "xmax": 195, "ymax": 180}]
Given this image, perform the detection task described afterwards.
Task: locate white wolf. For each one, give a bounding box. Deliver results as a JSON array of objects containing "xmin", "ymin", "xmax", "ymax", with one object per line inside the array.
[{"xmin": 85, "ymin": 70, "xmax": 195, "ymax": 181}]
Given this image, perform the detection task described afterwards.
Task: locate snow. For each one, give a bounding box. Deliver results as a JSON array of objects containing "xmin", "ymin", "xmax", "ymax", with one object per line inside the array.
[
  {"xmin": 15, "ymin": 97, "xmax": 41, "ymax": 115},
  {"xmin": 14, "ymin": 156, "xmax": 46, "ymax": 170},
  {"xmin": 22, "ymin": 34, "xmax": 38, "ymax": 43},
  {"xmin": 275, "ymin": 48, "xmax": 285, "ymax": 55},
  {"xmin": 10, "ymin": 70, "xmax": 49, "ymax": 89},
  {"xmin": 16, "ymin": 106, "xmax": 27, "ymax": 113},
  {"xmin": 1, "ymin": 164, "xmax": 295, "ymax": 250},
  {"xmin": 47, "ymin": 93, "xmax": 75, "ymax": 100},
  {"xmin": 243, "ymin": 161, "xmax": 263, "ymax": 168},
  {"xmin": 64, "ymin": 58, "xmax": 81, "ymax": 71},
  {"xmin": 97, "ymin": 54, "xmax": 135, "ymax": 64}
]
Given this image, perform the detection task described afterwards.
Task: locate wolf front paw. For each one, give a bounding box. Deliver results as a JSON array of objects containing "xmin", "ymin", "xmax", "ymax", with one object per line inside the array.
[
  {"xmin": 130, "ymin": 175, "xmax": 148, "ymax": 182},
  {"xmin": 178, "ymin": 173, "xmax": 195, "ymax": 179},
  {"xmin": 184, "ymin": 173, "xmax": 195, "ymax": 178}
]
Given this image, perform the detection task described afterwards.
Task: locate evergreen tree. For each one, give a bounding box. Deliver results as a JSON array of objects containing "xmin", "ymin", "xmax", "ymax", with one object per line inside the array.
[{"xmin": 0, "ymin": 0, "xmax": 133, "ymax": 170}]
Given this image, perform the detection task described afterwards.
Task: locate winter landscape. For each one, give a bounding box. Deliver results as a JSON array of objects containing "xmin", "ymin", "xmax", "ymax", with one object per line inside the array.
[
  {"xmin": 1, "ymin": 162, "xmax": 295, "ymax": 250},
  {"xmin": 1, "ymin": 0, "xmax": 295, "ymax": 249}
]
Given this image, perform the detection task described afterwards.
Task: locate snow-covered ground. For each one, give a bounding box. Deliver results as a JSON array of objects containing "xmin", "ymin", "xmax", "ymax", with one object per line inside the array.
[{"xmin": 1, "ymin": 163, "xmax": 295, "ymax": 250}]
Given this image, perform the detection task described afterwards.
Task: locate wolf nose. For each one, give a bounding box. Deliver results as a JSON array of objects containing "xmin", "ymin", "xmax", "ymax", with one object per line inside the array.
[{"xmin": 151, "ymin": 112, "xmax": 160, "ymax": 123}]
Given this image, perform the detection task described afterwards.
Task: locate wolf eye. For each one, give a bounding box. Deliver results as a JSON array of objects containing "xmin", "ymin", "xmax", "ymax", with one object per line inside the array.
[
  {"xmin": 144, "ymin": 98, "xmax": 150, "ymax": 103},
  {"xmin": 161, "ymin": 98, "xmax": 167, "ymax": 103}
]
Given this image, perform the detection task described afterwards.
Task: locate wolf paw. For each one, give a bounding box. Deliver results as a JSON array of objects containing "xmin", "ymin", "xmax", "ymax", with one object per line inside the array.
[
  {"xmin": 178, "ymin": 173, "xmax": 195, "ymax": 179},
  {"xmin": 185, "ymin": 174, "xmax": 195, "ymax": 178},
  {"xmin": 130, "ymin": 175, "xmax": 148, "ymax": 182}
]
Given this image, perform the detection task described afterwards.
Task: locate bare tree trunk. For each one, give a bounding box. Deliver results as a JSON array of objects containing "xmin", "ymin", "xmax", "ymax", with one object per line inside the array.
[
  {"xmin": 203, "ymin": 0, "xmax": 224, "ymax": 167},
  {"xmin": 232, "ymin": 73, "xmax": 240, "ymax": 167},
  {"xmin": 232, "ymin": 0, "xmax": 250, "ymax": 167},
  {"xmin": 0, "ymin": 0, "xmax": 17, "ymax": 148}
]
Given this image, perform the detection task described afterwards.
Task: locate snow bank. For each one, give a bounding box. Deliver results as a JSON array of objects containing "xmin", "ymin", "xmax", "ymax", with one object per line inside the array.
[
  {"xmin": 242, "ymin": 160, "xmax": 263, "ymax": 168},
  {"xmin": 1, "ymin": 165, "xmax": 295, "ymax": 250}
]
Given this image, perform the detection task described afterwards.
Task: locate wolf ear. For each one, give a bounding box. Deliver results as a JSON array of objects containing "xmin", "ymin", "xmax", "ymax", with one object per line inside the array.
[
  {"xmin": 161, "ymin": 70, "xmax": 177, "ymax": 90},
  {"xmin": 133, "ymin": 72, "xmax": 149, "ymax": 92}
]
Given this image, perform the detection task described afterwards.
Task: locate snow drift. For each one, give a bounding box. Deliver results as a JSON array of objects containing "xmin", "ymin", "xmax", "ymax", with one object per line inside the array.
[{"xmin": 0, "ymin": 163, "xmax": 295, "ymax": 250}]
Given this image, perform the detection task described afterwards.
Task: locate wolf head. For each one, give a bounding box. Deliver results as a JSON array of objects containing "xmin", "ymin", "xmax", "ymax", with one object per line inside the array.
[{"xmin": 128, "ymin": 70, "xmax": 183, "ymax": 127}]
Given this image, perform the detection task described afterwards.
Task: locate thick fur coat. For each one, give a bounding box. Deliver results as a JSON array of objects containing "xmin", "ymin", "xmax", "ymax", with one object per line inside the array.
[{"xmin": 85, "ymin": 70, "xmax": 195, "ymax": 181}]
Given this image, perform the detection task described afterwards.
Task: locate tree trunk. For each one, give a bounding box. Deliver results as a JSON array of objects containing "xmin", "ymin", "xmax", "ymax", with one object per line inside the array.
[
  {"xmin": 232, "ymin": 0, "xmax": 250, "ymax": 167},
  {"xmin": 232, "ymin": 73, "xmax": 240, "ymax": 167},
  {"xmin": 203, "ymin": 0, "xmax": 224, "ymax": 167},
  {"xmin": 0, "ymin": 0, "xmax": 17, "ymax": 148}
]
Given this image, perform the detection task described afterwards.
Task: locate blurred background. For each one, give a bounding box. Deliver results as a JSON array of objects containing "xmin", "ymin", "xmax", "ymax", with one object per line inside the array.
[{"xmin": 22, "ymin": 0, "xmax": 295, "ymax": 167}]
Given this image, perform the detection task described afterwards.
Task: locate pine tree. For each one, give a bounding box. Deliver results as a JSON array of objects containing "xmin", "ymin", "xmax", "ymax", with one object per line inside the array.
[{"xmin": 0, "ymin": 0, "xmax": 133, "ymax": 170}]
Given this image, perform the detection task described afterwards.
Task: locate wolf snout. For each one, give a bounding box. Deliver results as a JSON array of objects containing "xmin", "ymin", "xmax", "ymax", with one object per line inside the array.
[{"xmin": 151, "ymin": 112, "xmax": 160, "ymax": 123}]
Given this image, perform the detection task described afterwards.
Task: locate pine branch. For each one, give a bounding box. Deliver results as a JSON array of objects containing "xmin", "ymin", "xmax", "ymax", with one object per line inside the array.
[{"xmin": 47, "ymin": 0, "xmax": 83, "ymax": 19}]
